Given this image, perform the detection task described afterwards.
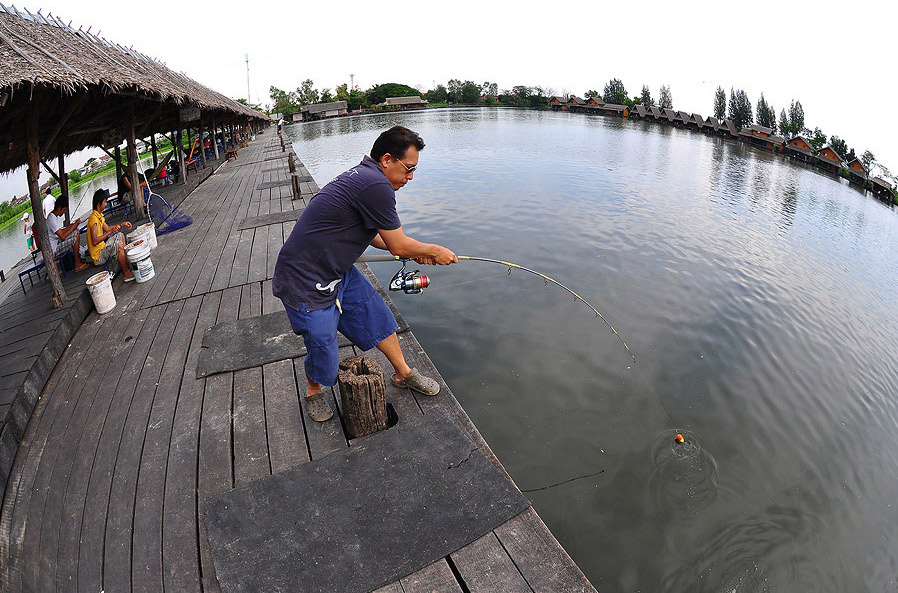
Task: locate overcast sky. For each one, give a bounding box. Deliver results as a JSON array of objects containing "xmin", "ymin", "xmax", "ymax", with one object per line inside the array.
[{"xmin": 2, "ymin": 0, "xmax": 896, "ymax": 200}]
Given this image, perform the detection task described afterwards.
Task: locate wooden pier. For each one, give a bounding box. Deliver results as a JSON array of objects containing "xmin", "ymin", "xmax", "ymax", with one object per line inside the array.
[{"xmin": 0, "ymin": 129, "xmax": 597, "ymax": 592}]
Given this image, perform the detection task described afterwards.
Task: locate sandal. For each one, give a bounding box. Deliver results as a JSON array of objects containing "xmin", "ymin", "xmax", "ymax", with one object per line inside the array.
[
  {"xmin": 391, "ymin": 368, "xmax": 440, "ymax": 396},
  {"xmin": 305, "ymin": 392, "xmax": 334, "ymax": 422}
]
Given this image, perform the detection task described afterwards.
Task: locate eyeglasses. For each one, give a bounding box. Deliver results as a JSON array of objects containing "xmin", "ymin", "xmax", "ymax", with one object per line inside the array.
[{"xmin": 393, "ymin": 156, "xmax": 417, "ymax": 173}]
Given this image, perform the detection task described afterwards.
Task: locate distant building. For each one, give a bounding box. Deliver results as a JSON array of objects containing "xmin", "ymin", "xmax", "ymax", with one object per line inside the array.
[
  {"xmin": 784, "ymin": 136, "xmax": 815, "ymax": 162},
  {"xmin": 844, "ymin": 158, "xmax": 868, "ymax": 185},
  {"xmin": 870, "ymin": 177, "xmax": 895, "ymax": 200},
  {"xmin": 379, "ymin": 96, "xmax": 428, "ymax": 110},
  {"xmin": 300, "ymin": 101, "xmax": 348, "ymax": 121},
  {"xmin": 703, "ymin": 116, "xmax": 720, "ymax": 132},
  {"xmin": 585, "ymin": 97, "xmax": 604, "ymax": 106},
  {"xmin": 662, "ymin": 108, "xmax": 677, "ymax": 123},
  {"xmin": 548, "ymin": 96, "xmax": 565, "ymax": 110},
  {"xmin": 630, "ymin": 104, "xmax": 648, "ymax": 119},
  {"xmin": 814, "ymin": 144, "xmax": 843, "ymax": 174},
  {"xmin": 738, "ymin": 124, "xmax": 784, "ymax": 152}
]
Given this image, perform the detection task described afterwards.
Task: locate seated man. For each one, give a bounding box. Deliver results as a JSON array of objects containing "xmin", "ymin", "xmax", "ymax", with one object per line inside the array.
[
  {"xmin": 46, "ymin": 196, "xmax": 88, "ymax": 271},
  {"xmin": 87, "ymin": 189, "xmax": 134, "ymax": 282}
]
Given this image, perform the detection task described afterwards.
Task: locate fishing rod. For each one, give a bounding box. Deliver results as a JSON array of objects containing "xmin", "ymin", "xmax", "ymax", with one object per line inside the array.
[{"xmin": 357, "ymin": 253, "xmax": 636, "ymax": 365}]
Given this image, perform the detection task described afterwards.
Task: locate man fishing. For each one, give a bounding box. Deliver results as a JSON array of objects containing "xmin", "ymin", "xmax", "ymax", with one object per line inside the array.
[{"xmin": 273, "ymin": 125, "xmax": 458, "ymax": 422}]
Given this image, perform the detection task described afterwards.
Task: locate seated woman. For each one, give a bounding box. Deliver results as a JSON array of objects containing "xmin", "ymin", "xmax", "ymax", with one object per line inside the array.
[{"xmin": 87, "ymin": 189, "xmax": 134, "ymax": 282}]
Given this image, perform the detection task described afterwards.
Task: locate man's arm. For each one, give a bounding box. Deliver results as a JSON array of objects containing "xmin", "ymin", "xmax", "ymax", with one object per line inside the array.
[{"xmin": 376, "ymin": 228, "xmax": 457, "ymax": 265}]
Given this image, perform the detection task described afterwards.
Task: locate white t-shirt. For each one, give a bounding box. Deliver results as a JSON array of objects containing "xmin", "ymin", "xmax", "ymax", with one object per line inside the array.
[
  {"xmin": 43, "ymin": 194, "xmax": 55, "ymax": 218},
  {"xmin": 46, "ymin": 211, "xmax": 63, "ymax": 253}
]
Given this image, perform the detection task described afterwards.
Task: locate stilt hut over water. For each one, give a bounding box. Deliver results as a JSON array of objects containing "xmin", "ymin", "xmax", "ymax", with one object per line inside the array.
[{"xmin": 0, "ymin": 4, "xmax": 267, "ymax": 308}]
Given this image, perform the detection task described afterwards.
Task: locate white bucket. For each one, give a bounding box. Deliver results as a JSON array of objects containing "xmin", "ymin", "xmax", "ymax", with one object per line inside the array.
[
  {"xmin": 139, "ymin": 222, "xmax": 157, "ymax": 250},
  {"xmin": 125, "ymin": 239, "xmax": 155, "ymax": 283},
  {"xmin": 86, "ymin": 271, "xmax": 116, "ymax": 314},
  {"xmin": 128, "ymin": 222, "xmax": 157, "ymax": 251}
]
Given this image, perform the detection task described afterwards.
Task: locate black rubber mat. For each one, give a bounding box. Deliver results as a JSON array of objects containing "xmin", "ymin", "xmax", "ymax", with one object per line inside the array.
[
  {"xmin": 236, "ymin": 209, "xmax": 304, "ymax": 231},
  {"xmin": 196, "ymin": 275, "xmax": 409, "ymax": 378},
  {"xmin": 201, "ymin": 410, "xmax": 529, "ymax": 593}
]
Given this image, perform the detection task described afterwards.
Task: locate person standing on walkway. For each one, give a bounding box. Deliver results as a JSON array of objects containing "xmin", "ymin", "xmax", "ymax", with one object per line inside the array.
[
  {"xmin": 42, "ymin": 188, "xmax": 55, "ymax": 219},
  {"xmin": 273, "ymin": 125, "xmax": 457, "ymax": 422},
  {"xmin": 23, "ymin": 212, "xmax": 34, "ymax": 252}
]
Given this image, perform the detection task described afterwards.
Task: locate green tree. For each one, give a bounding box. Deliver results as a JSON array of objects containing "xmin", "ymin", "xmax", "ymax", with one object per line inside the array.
[
  {"xmin": 319, "ymin": 88, "xmax": 335, "ymax": 103},
  {"xmin": 68, "ymin": 170, "xmax": 82, "ymax": 183},
  {"xmin": 640, "ymin": 85, "xmax": 654, "ymax": 106},
  {"xmin": 269, "ymin": 85, "xmax": 297, "ymax": 115},
  {"xmin": 861, "ymin": 150, "xmax": 876, "ymax": 173},
  {"xmin": 728, "ymin": 88, "xmax": 753, "ymax": 128},
  {"xmin": 788, "ymin": 100, "xmax": 805, "ymax": 134},
  {"xmin": 713, "ymin": 86, "xmax": 726, "ymax": 120},
  {"xmin": 481, "ymin": 82, "xmax": 498, "ymax": 103},
  {"xmin": 602, "ymin": 78, "xmax": 628, "ymax": 104},
  {"xmin": 808, "ymin": 127, "xmax": 827, "ymax": 149},
  {"xmin": 779, "ymin": 109, "xmax": 791, "ymax": 137},
  {"xmin": 659, "ymin": 85, "xmax": 673, "ymax": 109},
  {"xmin": 584, "ymin": 89, "xmax": 600, "ymax": 99},
  {"xmin": 756, "ymin": 94, "xmax": 777, "ymax": 130},
  {"xmin": 829, "ymin": 136, "xmax": 850, "ymax": 159},
  {"xmin": 427, "ymin": 84, "xmax": 448, "ymax": 103},
  {"xmin": 296, "ymin": 79, "xmax": 319, "ymax": 104},
  {"xmin": 366, "ymin": 82, "xmax": 421, "ymax": 106},
  {"xmin": 460, "ymin": 80, "xmax": 481, "ymax": 104}
]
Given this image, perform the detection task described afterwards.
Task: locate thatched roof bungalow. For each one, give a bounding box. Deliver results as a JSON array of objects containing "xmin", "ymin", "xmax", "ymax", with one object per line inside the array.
[
  {"xmin": 784, "ymin": 136, "xmax": 815, "ymax": 162},
  {"xmin": 379, "ymin": 96, "xmax": 428, "ymax": 110},
  {"xmin": 0, "ymin": 3, "xmax": 267, "ymax": 307},
  {"xmin": 845, "ymin": 157, "xmax": 868, "ymax": 185},
  {"xmin": 0, "ymin": 5, "xmax": 266, "ymax": 175},
  {"xmin": 814, "ymin": 145, "xmax": 843, "ymax": 174}
]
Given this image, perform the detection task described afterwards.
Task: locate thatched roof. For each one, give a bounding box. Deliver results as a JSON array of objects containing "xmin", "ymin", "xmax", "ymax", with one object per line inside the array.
[{"xmin": 0, "ymin": 4, "xmax": 267, "ymax": 174}]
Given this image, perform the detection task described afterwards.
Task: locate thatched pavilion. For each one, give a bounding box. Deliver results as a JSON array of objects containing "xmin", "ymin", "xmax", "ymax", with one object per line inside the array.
[{"xmin": 0, "ymin": 4, "xmax": 268, "ymax": 307}]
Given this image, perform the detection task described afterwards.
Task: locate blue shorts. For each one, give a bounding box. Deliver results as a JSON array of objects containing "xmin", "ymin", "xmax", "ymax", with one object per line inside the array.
[{"xmin": 283, "ymin": 266, "xmax": 398, "ymax": 386}]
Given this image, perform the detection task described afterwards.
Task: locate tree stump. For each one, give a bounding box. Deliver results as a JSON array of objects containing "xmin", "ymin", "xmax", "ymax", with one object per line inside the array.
[{"xmin": 337, "ymin": 355, "xmax": 388, "ymax": 438}]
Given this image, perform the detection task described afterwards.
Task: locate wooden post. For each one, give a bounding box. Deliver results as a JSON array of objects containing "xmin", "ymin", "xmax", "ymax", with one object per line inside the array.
[
  {"xmin": 337, "ymin": 356, "xmax": 389, "ymax": 438},
  {"xmin": 27, "ymin": 110, "xmax": 67, "ymax": 308},
  {"xmin": 58, "ymin": 145, "xmax": 70, "ymax": 226},
  {"xmin": 211, "ymin": 117, "xmax": 220, "ymax": 160},
  {"xmin": 114, "ymin": 146, "xmax": 122, "ymax": 193},
  {"xmin": 151, "ymin": 135, "xmax": 158, "ymax": 170},
  {"xmin": 177, "ymin": 128, "xmax": 186, "ymax": 185},
  {"xmin": 127, "ymin": 109, "xmax": 145, "ymax": 219}
]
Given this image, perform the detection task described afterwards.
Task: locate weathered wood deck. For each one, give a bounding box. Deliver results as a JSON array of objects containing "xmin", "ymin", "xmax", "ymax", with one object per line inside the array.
[{"xmin": 0, "ymin": 129, "xmax": 597, "ymax": 592}]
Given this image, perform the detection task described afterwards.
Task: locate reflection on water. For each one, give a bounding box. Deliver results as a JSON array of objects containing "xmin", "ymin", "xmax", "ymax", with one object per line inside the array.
[{"xmin": 287, "ymin": 108, "xmax": 898, "ymax": 592}]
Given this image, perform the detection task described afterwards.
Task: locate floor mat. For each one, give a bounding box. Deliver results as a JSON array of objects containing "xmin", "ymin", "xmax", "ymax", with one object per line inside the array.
[{"xmin": 201, "ymin": 410, "xmax": 529, "ymax": 593}]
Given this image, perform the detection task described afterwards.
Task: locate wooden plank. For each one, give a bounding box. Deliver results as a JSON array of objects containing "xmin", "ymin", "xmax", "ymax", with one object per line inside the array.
[
  {"xmin": 493, "ymin": 508, "xmax": 596, "ymax": 593},
  {"xmin": 261, "ymin": 279, "xmax": 279, "ymax": 316},
  {"xmin": 23, "ymin": 310, "xmax": 132, "ymax": 592},
  {"xmin": 247, "ymin": 225, "xmax": 269, "ymax": 284},
  {"xmin": 53, "ymin": 307, "xmax": 153, "ymax": 591},
  {"xmin": 162, "ymin": 292, "xmax": 221, "ymax": 593},
  {"xmin": 228, "ymin": 229, "xmax": 255, "ymax": 288},
  {"xmin": 232, "ymin": 367, "xmax": 270, "ymax": 485},
  {"xmin": 293, "ymin": 356, "xmax": 346, "ymax": 461},
  {"xmin": 131, "ymin": 297, "xmax": 202, "ymax": 593},
  {"xmin": 450, "ymin": 532, "xmax": 533, "ymax": 593},
  {"xmin": 1, "ymin": 315, "xmax": 106, "ymax": 591},
  {"xmin": 103, "ymin": 302, "xmax": 183, "ymax": 593},
  {"xmin": 74, "ymin": 306, "xmax": 168, "ymax": 592},
  {"xmin": 266, "ymin": 216, "xmax": 284, "ymax": 280},
  {"xmin": 262, "ymin": 360, "xmax": 309, "ymax": 473},
  {"xmin": 373, "ymin": 583, "xmax": 405, "ymax": 593},
  {"xmin": 399, "ymin": 559, "xmax": 464, "ymax": 593}
]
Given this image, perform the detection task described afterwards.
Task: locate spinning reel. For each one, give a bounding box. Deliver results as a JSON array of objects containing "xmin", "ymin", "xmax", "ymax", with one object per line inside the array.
[{"xmin": 388, "ymin": 259, "xmax": 430, "ymax": 294}]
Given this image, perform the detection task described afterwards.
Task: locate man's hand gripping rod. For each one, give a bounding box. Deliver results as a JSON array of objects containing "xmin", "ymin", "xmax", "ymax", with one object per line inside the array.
[{"xmin": 356, "ymin": 253, "xmax": 636, "ymax": 364}]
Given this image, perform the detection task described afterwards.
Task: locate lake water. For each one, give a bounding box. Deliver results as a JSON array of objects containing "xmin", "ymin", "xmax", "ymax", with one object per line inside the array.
[
  {"xmin": 287, "ymin": 108, "xmax": 898, "ymax": 592},
  {"xmin": 0, "ymin": 157, "xmax": 152, "ymax": 276}
]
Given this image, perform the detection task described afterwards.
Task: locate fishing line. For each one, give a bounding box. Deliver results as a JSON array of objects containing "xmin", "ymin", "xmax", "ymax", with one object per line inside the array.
[
  {"xmin": 520, "ymin": 469, "xmax": 605, "ymax": 493},
  {"xmin": 357, "ymin": 253, "xmax": 636, "ymax": 365}
]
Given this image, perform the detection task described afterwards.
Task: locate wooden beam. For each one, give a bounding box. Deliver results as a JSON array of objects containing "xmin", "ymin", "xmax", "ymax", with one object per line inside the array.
[
  {"xmin": 211, "ymin": 117, "xmax": 220, "ymax": 160},
  {"xmin": 27, "ymin": 108, "xmax": 67, "ymax": 307},
  {"xmin": 41, "ymin": 160, "xmax": 61, "ymax": 184},
  {"xmin": 151, "ymin": 135, "xmax": 158, "ymax": 170},
  {"xmin": 58, "ymin": 146, "xmax": 70, "ymax": 226}
]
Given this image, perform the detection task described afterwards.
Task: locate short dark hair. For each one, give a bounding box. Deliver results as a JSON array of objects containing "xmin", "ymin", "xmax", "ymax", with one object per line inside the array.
[
  {"xmin": 92, "ymin": 188, "xmax": 109, "ymax": 211},
  {"xmin": 54, "ymin": 195, "xmax": 69, "ymax": 211},
  {"xmin": 370, "ymin": 126, "xmax": 425, "ymax": 161}
]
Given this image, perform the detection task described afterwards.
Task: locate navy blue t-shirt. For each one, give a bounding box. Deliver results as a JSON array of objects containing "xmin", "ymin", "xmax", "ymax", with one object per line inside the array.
[{"xmin": 273, "ymin": 156, "xmax": 401, "ymax": 311}]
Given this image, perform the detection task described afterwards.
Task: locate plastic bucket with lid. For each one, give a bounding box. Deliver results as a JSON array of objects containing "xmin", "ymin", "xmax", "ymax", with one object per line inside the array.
[
  {"xmin": 128, "ymin": 222, "xmax": 157, "ymax": 250},
  {"xmin": 86, "ymin": 271, "xmax": 116, "ymax": 314},
  {"xmin": 125, "ymin": 239, "xmax": 155, "ymax": 283}
]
